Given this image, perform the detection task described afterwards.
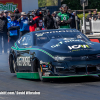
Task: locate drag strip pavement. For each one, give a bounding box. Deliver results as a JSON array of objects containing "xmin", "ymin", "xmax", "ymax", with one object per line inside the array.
[{"xmin": 0, "ymin": 54, "xmax": 100, "ymax": 100}]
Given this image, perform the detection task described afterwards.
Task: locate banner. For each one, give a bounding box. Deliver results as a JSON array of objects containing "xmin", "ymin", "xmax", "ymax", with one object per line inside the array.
[{"xmin": 0, "ymin": 0, "xmax": 22, "ymax": 12}]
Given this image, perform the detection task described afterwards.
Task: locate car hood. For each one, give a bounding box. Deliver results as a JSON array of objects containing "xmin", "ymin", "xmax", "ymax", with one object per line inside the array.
[{"xmin": 42, "ymin": 38, "xmax": 100, "ymax": 56}]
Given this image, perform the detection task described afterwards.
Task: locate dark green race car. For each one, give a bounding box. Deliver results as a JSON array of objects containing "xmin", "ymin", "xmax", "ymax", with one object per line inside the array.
[{"xmin": 9, "ymin": 29, "xmax": 100, "ymax": 81}]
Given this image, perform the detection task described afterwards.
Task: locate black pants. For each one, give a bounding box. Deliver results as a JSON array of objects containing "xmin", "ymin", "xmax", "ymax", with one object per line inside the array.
[
  {"xmin": 20, "ymin": 31, "xmax": 29, "ymax": 37},
  {"xmin": 8, "ymin": 35, "xmax": 19, "ymax": 49},
  {"xmin": 0, "ymin": 33, "xmax": 8, "ymax": 53}
]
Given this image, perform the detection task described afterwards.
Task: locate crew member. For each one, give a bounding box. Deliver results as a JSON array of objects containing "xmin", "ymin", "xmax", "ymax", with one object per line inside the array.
[
  {"xmin": 52, "ymin": 12, "xmax": 58, "ymax": 29},
  {"xmin": 28, "ymin": 9, "xmax": 40, "ymax": 32},
  {"xmin": 14, "ymin": 8, "xmax": 20, "ymax": 20},
  {"xmin": 44, "ymin": 10, "xmax": 54, "ymax": 29},
  {"xmin": 3, "ymin": 10, "xmax": 11, "ymax": 22},
  {"xmin": 7, "ymin": 14, "xmax": 20, "ymax": 48},
  {"xmin": 18, "ymin": 12, "xmax": 29, "ymax": 37},
  {"xmin": 38, "ymin": 11, "xmax": 43, "ymax": 30},
  {"xmin": 56, "ymin": 4, "xmax": 72, "ymax": 29},
  {"xmin": 0, "ymin": 11, "xmax": 8, "ymax": 53}
]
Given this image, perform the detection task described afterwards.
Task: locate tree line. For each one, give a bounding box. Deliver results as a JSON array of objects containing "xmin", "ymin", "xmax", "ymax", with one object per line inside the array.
[{"xmin": 39, "ymin": 0, "xmax": 100, "ymax": 11}]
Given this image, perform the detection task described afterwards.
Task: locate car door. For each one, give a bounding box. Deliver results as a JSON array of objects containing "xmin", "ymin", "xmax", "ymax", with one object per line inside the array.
[{"xmin": 16, "ymin": 34, "xmax": 33, "ymax": 72}]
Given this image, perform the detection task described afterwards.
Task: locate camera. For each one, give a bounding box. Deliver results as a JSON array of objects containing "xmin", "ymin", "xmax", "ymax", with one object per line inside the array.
[
  {"xmin": 27, "ymin": 10, "xmax": 34, "ymax": 19},
  {"xmin": 40, "ymin": 7, "xmax": 49, "ymax": 17}
]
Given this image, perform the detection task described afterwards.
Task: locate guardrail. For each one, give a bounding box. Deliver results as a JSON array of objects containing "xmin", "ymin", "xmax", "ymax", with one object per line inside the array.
[{"xmin": 81, "ymin": 18, "xmax": 100, "ymax": 33}]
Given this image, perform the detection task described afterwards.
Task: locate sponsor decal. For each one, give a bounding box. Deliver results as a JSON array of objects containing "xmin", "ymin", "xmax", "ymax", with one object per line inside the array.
[
  {"xmin": 0, "ymin": 3, "xmax": 17, "ymax": 12},
  {"xmin": 68, "ymin": 45, "xmax": 90, "ymax": 50},
  {"xmin": 17, "ymin": 57, "xmax": 31, "ymax": 66},
  {"xmin": 44, "ymin": 72, "xmax": 50, "ymax": 76},
  {"xmin": 51, "ymin": 42, "xmax": 63, "ymax": 48},
  {"xmin": 42, "ymin": 68, "xmax": 48, "ymax": 70},
  {"xmin": 0, "ymin": 0, "xmax": 22, "ymax": 12},
  {"xmin": 65, "ymin": 39, "xmax": 84, "ymax": 43}
]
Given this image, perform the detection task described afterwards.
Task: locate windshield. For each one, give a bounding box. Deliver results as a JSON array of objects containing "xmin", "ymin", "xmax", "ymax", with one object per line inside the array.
[{"xmin": 35, "ymin": 30, "xmax": 90, "ymax": 45}]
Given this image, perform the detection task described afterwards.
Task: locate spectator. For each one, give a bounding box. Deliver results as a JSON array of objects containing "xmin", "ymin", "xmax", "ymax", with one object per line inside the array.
[
  {"xmin": 86, "ymin": 11, "xmax": 92, "ymax": 21},
  {"xmin": 52, "ymin": 12, "xmax": 58, "ymax": 29},
  {"xmin": 3, "ymin": 10, "xmax": 11, "ymax": 22},
  {"xmin": 38, "ymin": 11, "xmax": 43, "ymax": 30},
  {"xmin": 8, "ymin": 12, "xmax": 11, "ymax": 17},
  {"xmin": 93, "ymin": 10, "xmax": 98, "ymax": 20},
  {"xmin": 18, "ymin": 12, "xmax": 29, "ymax": 37},
  {"xmin": 7, "ymin": 14, "xmax": 20, "ymax": 47},
  {"xmin": 96, "ymin": 12, "xmax": 100, "ymax": 20},
  {"xmin": 56, "ymin": 4, "xmax": 72, "ymax": 29},
  {"xmin": 29, "ymin": 9, "xmax": 41, "ymax": 32},
  {"xmin": 14, "ymin": 8, "xmax": 20, "ymax": 20},
  {"xmin": 73, "ymin": 12, "xmax": 80, "ymax": 29},
  {"xmin": 44, "ymin": 10, "xmax": 54, "ymax": 29},
  {"xmin": 32, "ymin": 10, "xmax": 36, "ymax": 18},
  {"xmin": 0, "ymin": 11, "xmax": 8, "ymax": 53},
  {"xmin": 68, "ymin": 9, "xmax": 76, "ymax": 28}
]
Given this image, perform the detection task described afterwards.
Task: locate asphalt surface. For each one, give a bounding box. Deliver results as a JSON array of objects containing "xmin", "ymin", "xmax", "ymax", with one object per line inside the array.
[{"xmin": 0, "ymin": 53, "xmax": 100, "ymax": 100}]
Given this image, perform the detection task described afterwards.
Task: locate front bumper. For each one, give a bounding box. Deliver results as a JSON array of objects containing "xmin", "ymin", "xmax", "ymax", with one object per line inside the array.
[
  {"xmin": 42, "ymin": 74, "xmax": 100, "ymax": 78},
  {"xmin": 42, "ymin": 59, "xmax": 100, "ymax": 78}
]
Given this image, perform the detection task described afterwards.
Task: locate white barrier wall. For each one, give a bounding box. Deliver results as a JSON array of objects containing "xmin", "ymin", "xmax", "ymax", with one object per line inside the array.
[{"xmin": 22, "ymin": 0, "xmax": 38, "ymax": 13}]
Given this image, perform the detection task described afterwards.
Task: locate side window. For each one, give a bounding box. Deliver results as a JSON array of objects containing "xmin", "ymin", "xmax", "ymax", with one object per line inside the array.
[
  {"xmin": 20, "ymin": 35, "xmax": 32, "ymax": 46},
  {"xmin": 16, "ymin": 37, "xmax": 23, "ymax": 47}
]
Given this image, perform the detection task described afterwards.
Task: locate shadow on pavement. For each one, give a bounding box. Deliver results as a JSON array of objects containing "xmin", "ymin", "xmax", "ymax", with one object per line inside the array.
[{"xmin": 49, "ymin": 76, "xmax": 100, "ymax": 84}]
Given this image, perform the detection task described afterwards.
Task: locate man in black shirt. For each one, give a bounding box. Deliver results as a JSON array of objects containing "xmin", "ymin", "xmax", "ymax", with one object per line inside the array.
[
  {"xmin": 44, "ymin": 10, "xmax": 54, "ymax": 29},
  {"xmin": 0, "ymin": 11, "xmax": 8, "ymax": 53},
  {"xmin": 52, "ymin": 12, "xmax": 58, "ymax": 29},
  {"xmin": 14, "ymin": 8, "xmax": 20, "ymax": 20},
  {"xmin": 96, "ymin": 12, "xmax": 100, "ymax": 20},
  {"xmin": 86, "ymin": 11, "xmax": 92, "ymax": 21},
  {"xmin": 93, "ymin": 10, "xmax": 98, "ymax": 20}
]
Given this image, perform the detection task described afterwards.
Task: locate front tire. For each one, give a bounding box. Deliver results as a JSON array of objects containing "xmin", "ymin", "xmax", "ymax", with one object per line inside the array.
[
  {"xmin": 38, "ymin": 67, "xmax": 49, "ymax": 82},
  {"xmin": 13, "ymin": 60, "xmax": 18, "ymax": 73},
  {"xmin": 9, "ymin": 56, "xmax": 15, "ymax": 73}
]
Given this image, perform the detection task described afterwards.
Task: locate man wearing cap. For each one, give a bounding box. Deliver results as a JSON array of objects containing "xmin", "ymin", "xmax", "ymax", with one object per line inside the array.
[
  {"xmin": 3, "ymin": 10, "xmax": 11, "ymax": 22},
  {"xmin": 0, "ymin": 11, "xmax": 8, "ymax": 53},
  {"xmin": 7, "ymin": 14, "xmax": 20, "ymax": 48},
  {"xmin": 18, "ymin": 12, "xmax": 29, "ymax": 37},
  {"xmin": 56, "ymin": 4, "xmax": 72, "ymax": 29},
  {"xmin": 14, "ymin": 8, "xmax": 20, "ymax": 20}
]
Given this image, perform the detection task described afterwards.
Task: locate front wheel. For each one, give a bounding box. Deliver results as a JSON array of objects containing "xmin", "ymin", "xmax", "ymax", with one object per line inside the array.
[
  {"xmin": 12, "ymin": 60, "xmax": 18, "ymax": 73},
  {"xmin": 38, "ymin": 67, "xmax": 49, "ymax": 82},
  {"xmin": 9, "ymin": 56, "xmax": 15, "ymax": 73}
]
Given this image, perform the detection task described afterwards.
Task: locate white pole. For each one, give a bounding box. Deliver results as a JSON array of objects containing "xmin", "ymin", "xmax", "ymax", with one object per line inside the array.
[{"xmin": 83, "ymin": 2, "xmax": 86, "ymax": 34}]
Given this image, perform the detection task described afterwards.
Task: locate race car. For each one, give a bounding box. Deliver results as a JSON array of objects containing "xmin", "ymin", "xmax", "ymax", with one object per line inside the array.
[{"xmin": 9, "ymin": 29, "xmax": 100, "ymax": 81}]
